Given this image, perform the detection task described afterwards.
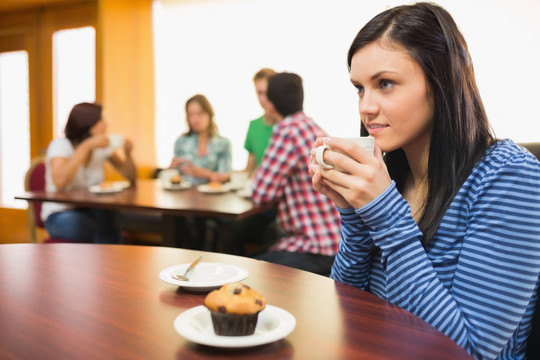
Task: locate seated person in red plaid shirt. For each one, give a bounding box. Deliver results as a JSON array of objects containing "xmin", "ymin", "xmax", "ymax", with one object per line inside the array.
[{"xmin": 252, "ymin": 72, "xmax": 341, "ymax": 276}]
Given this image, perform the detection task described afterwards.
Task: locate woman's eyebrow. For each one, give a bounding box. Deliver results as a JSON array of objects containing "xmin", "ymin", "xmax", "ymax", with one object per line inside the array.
[{"xmin": 370, "ymin": 70, "xmax": 399, "ymax": 81}]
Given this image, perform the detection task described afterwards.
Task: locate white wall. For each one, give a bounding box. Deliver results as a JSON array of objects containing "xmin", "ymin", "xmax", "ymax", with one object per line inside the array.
[{"xmin": 154, "ymin": 0, "xmax": 540, "ymax": 170}]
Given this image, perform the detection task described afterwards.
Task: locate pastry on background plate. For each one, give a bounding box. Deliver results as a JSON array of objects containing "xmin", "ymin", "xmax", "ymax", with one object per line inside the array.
[
  {"xmin": 204, "ymin": 282, "xmax": 266, "ymax": 336},
  {"xmin": 207, "ymin": 181, "xmax": 223, "ymax": 190},
  {"xmin": 169, "ymin": 174, "xmax": 183, "ymax": 185},
  {"xmin": 99, "ymin": 181, "xmax": 115, "ymax": 189}
]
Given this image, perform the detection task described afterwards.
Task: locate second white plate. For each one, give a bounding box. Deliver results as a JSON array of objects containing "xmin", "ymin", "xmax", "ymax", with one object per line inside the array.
[
  {"xmin": 88, "ymin": 181, "xmax": 129, "ymax": 194},
  {"xmin": 159, "ymin": 262, "xmax": 249, "ymax": 291},
  {"xmin": 174, "ymin": 305, "xmax": 296, "ymax": 348},
  {"xmin": 197, "ymin": 183, "xmax": 231, "ymax": 194}
]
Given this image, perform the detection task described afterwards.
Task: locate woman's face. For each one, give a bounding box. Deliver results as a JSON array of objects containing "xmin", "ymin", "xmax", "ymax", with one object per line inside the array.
[
  {"xmin": 187, "ymin": 101, "xmax": 211, "ymax": 134},
  {"xmin": 350, "ymin": 42, "xmax": 434, "ymax": 155},
  {"xmin": 89, "ymin": 118, "xmax": 106, "ymax": 136}
]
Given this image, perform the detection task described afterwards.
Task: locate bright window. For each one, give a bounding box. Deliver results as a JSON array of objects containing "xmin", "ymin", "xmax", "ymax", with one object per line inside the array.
[
  {"xmin": 52, "ymin": 26, "xmax": 96, "ymax": 137},
  {"xmin": 153, "ymin": 0, "xmax": 540, "ymax": 170},
  {"xmin": 0, "ymin": 51, "xmax": 30, "ymax": 209}
]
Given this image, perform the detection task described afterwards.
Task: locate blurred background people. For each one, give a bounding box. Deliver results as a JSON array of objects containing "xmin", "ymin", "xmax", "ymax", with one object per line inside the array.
[
  {"xmin": 251, "ymin": 72, "xmax": 341, "ymax": 276},
  {"xmin": 169, "ymin": 94, "xmax": 231, "ymax": 185},
  {"xmin": 42, "ymin": 102, "xmax": 136, "ymax": 243},
  {"xmin": 230, "ymin": 68, "xmax": 278, "ymax": 255},
  {"xmin": 243, "ymin": 68, "xmax": 277, "ymax": 175}
]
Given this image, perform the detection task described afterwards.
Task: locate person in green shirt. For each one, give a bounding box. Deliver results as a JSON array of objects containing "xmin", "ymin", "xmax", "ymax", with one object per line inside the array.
[
  {"xmin": 243, "ymin": 68, "xmax": 276, "ymax": 175},
  {"xmin": 226, "ymin": 68, "xmax": 278, "ymax": 256}
]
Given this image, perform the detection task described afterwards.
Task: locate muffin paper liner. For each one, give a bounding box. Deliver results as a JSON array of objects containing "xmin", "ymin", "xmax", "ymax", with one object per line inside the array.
[{"xmin": 209, "ymin": 311, "xmax": 260, "ymax": 336}]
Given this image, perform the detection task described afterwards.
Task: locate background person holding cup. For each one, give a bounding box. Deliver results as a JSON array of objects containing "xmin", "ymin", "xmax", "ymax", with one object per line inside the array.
[
  {"xmin": 309, "ymin": 3, "xmax": 540, "ymax": 359},
  {"xmin": 42, "ymin": 102, "xmax": 137, "ymax": 243}
]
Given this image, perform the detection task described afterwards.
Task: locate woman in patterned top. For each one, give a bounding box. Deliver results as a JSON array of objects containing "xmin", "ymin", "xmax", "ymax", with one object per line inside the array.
[
  {"xmin": 309, "ymin": 3, "xmax": 540, "ymax": 359},
  {"xmin": 169, "ymin": 94, "xmax": 231, "ymax": 185}
]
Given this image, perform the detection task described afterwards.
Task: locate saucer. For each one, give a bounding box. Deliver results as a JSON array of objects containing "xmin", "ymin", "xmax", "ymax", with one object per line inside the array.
[
  {"xmin": 88, "ymin": 181, "xmax": 129, "ymax": 194},
  {"xmin": 159, "ymin": 262, "xmax": 249, "ymax": 291},
  {"xmin": 174, "ymin": 305, "xmax": 296, "ymax": 348}
]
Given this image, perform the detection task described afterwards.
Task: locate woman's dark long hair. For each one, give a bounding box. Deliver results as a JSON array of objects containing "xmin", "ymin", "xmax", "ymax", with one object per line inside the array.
[
  {"xmin": 350, "ymin": 2, "xmax": 494, "ymax": 244},
  {"xmin": 64, "ymin": 102, "xmax": 102, "ymax": 147}
]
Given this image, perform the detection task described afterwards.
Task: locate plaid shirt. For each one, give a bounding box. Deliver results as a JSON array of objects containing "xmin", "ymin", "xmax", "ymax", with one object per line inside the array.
[{"xmin": 252, "ymin": 112, "xmax": 341, "ymax": 256}]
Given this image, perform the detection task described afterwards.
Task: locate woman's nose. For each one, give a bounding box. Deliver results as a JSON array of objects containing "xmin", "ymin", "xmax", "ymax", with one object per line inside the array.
[{"xmin": 358, "ymin": 91, "xmax": 378, "ymax": 118}]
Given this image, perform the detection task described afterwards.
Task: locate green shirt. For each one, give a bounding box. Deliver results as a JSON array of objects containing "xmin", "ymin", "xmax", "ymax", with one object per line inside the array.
[{"xmin": 243, "ymin": 115, "xmax": 273, "ymax": 167}]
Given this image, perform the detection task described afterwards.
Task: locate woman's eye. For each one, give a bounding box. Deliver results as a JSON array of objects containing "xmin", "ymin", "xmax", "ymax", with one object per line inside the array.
[
  {"xmin": 379, "ymin": 80, "xmax": 394, "ymax": 90},
  {"xmin": 355, "ymin": 85, "xmax": 364, "ymax": 94}
]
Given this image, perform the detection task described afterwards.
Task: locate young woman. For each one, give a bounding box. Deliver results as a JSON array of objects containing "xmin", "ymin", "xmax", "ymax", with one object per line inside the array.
[
  {"xmin": 310, "ymin": 3, "xmax": 540, "ymax": 359},
  {"xmin": 43, "ymin": 102, "xmax": 136, "ymax": 243},
  {"xmin": 169, "ymin": 94, "xmax": 231, "ymax": 185},
  {"xmin": 168, "ymin": 94, "xmax": 232, "ymax": 250}
]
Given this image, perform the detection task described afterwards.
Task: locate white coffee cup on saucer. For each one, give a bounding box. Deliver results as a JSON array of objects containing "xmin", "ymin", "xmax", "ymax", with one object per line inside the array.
[
  {"xmin": 315, "ymin": 136, "xmax": 374, "ymax": 171},
  {"xmin": 108, "ymin": 134, "xmax": 124, "ymax": 150},
  {"xmin": 229, "ymin": 171, "xmax": 249, "ymax": 190}
]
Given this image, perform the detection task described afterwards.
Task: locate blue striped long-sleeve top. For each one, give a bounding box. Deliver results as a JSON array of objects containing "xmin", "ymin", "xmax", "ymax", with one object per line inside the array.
[{"xmin": 331, "ymin": 140, "xmax": 540, "ymax": 360}]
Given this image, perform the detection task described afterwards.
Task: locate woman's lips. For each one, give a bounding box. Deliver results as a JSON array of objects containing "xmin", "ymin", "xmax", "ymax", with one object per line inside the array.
[{"xmin": 367, "ymin": 123, "xmax": 387, "ymax": 135}]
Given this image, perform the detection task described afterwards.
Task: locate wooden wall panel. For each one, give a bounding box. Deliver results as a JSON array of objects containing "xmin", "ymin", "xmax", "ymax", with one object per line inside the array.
[{"xmin": 98, "ymin": 0, "xmax": 156, "ymax": 177}]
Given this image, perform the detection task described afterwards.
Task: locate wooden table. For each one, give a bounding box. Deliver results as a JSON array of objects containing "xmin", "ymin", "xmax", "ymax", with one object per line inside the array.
[
  {"xmin": 15, "ymin": 179, "xmax": 275, "ymax": 247},
  {"xmin": 0, "ymin": 243, "xmax": 473, "ymax": 360}
]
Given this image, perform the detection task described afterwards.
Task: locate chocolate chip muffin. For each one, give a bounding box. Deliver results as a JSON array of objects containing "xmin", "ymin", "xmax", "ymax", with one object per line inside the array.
[{"xmin": 204, "ymin": 283, "xmax": 266, "ymax": 336}]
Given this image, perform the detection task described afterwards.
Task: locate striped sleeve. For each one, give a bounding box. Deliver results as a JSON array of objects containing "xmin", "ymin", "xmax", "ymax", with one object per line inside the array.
[
  {"xmin": 332, "ymin": 142, "xmax": 540, "ymax": 360},
  {"xmin": 330, "ymin": 206, "xmax": 373, "ymax": 289}
]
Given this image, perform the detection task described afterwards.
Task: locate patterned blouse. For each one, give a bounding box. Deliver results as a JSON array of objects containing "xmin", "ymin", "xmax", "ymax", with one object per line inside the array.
[{"xmin": 173, "ymin": 133, "xmax": 232, "ymax": 185}]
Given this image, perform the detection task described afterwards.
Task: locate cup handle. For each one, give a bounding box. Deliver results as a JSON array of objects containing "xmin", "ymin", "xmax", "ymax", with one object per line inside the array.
[{"xmin": 315, "ymin": 145, "xmax": 334, "ymax": 169}]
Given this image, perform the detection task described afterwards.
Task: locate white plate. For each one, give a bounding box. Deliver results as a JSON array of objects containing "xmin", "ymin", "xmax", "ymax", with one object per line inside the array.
[
  {"xmin": 236, "ymin": 187, "xmax": 252, "ymax": 198},
  {"xmin": 226, "ymin": 182, "xmax": 246, "ymax": 191},
  {"xmin": 159, "ymin": 262, "xmax": 249, "ymax": 291},
  {"xmin": 174, "ymin": 305, "xmax": 296, "ymax": 348},
  {"xmin": 88, "ymin": 181, "xmax": 129, "ymax": 194},
  {"xmin": 197, "ymin": 183, "xmax": 231, "ymax": 194},
  {"xmin": 162, "ymin": 181, "xmax": 192, "ymax": 190}
]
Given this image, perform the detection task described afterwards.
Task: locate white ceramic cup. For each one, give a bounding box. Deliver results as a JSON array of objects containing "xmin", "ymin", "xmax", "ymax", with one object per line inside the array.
[
  {"xmin": 315, "ymin": 136, "xmax": 374, "ymax": 170},
  {"xmin": 108, "ymin": 134, "xmax": 124, "ymax": 150},
  {"xmin": 229, "ymin": 171, "xmax": 249, "ymax": 189}
]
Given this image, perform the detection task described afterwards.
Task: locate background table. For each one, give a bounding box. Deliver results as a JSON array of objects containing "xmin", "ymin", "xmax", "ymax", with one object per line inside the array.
[
  {"xmin": 0, "ymin": 244, "xmax": 473, "ymax": 359},
  {"xmin": 15, "ymin": 179, "xmax": 276, "ymax": 247}
]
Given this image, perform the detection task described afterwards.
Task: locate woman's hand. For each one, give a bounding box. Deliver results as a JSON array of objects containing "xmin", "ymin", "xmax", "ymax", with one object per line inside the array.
[
  {"xmin": 108, "ymin": 136, "xmax": 137, "ymax": 183},
  {"xmin": 81, "ymin": 134, "xmax": 109, "ymax": 150},
  {"xmin": 310, "ymin": 135, "xmax": 392, "ymax": 209},
  {"xmin": 169, "ymin": 157, "xmax": 188, "ymax": 169},
  {"xmin": 123, "ymin": 137, "xmax": 134, "ymax": 156},
  {"xmin": 209, "ymin": 172, "xmax": 230, "ymax": 183},
  {"xmin": 309, "ymin": 133, "xmax": 351, "ymax": 208}
]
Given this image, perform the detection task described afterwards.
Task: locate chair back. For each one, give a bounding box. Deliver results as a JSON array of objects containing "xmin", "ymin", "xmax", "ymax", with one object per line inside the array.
[
  {"xmin": 519, "ymin": 142, "xmax": 540, "ymax": 161},
  {"xmin": 24, "ymin": 155, "xmax": 47, "ymax": 242},
  {"xmin": 528, "ymin": 288, "xmax": 540, "ymax": 358}
]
